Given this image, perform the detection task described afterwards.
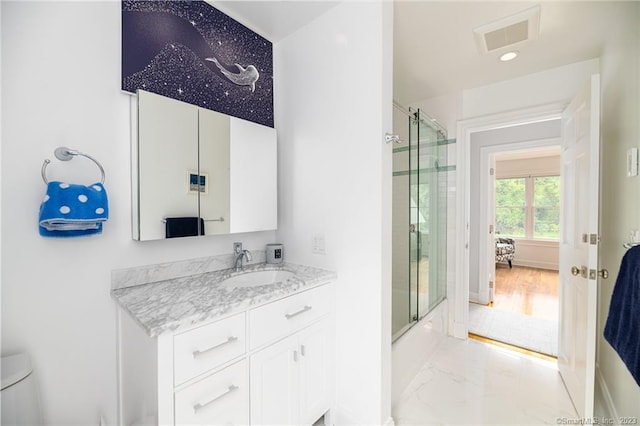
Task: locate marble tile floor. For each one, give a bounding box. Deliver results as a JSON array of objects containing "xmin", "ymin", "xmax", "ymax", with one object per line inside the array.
[{"xmin": 393, "ymin": 336, "xmax": 577, "ymax": 425}]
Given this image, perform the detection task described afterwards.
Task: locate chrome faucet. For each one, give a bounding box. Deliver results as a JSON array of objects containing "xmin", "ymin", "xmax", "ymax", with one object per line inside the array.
[{"xmin": 233, "ymin": 242, "xmax": 252, "ymax": 272}]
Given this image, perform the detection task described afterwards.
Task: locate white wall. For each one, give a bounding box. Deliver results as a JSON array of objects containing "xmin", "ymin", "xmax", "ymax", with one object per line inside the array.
[
  {"xmin": 462, "ymin": 59, "xmax": 600, "ymax": 119},
  {"xmin": 274, "ymin": 1, "xmax": 393, "ymax": 423},
  {"xmin": 597, "ymin": 2, "xmax": 640, "ymax": 419},
  {"xmin": 1, "ymin": 2, "xmax": 276, "ymax": 424}
]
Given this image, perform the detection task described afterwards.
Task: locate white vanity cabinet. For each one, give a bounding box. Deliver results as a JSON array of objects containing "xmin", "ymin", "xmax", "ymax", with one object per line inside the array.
[
  {"xmin": 250, "ymin": 284, "xmax": 333, "ymax": 425},
  {"xmin": 116, "ymin": 281, "xmax": 334, "ymax": 426}
]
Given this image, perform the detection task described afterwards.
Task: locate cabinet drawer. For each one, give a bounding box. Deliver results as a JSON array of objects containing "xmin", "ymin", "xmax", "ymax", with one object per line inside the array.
[
  {"xmin": 174, "ymin": 313, "xmax": 246, "ymax": 385},
  {"xmin": 249, "ymin": 283, "xmax": 333, "ymax": 350},
  {"xmin": 175, "ymin": 359, "xmax": 248, "ymax": 425}
]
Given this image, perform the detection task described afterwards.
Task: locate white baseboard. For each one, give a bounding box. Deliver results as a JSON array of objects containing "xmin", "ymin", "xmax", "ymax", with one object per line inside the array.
[
  {"xmin": 596, "ymin": 365, "xmax": 620, "ymax": 425},
  {"xmin": 512, "ymin": 260, "xmax": 559, "ymax": 271},
  {"xmin": 452, "ymin": 321, "xmax": 467, "ymax": 339}
]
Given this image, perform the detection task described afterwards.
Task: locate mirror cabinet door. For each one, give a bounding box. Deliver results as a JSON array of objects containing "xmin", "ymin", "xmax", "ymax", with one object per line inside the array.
[
  {"xmin": 229, "ymin": 118, "xmax": 277, "ymax": 233},
  {"xmin": 137, "ymin": 90, "xmax": 199, "ymax": 241},
  {"xmin": 199, "ymin": 108, "xmax": 231, "ymax": 235},
  {"xmin": 134, "ymin": 90, "xmax": 277, "ymax": 241}
]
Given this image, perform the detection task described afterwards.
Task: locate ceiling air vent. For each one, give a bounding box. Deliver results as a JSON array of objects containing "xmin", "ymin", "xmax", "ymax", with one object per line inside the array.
[{"xmin": 473, "ymin": 5, "xmax": 541, "ymax": 54}]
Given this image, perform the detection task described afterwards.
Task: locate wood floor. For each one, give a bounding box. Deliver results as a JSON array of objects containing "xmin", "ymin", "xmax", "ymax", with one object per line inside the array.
[{"xmin": 493, "ymin": 264, "xmax": 559, "ymax": 321}]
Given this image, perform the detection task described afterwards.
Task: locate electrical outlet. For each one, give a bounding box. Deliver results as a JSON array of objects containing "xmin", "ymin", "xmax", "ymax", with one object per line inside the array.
[{"xmin": 312, "ymin": 234, "xmax": 326, "ymax": 255}]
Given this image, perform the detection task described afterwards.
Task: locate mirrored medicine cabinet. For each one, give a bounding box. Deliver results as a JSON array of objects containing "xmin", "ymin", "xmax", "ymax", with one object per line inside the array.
[{"xmin": 132, "ymin": 90, "xmax": 277, "ymax": 241}]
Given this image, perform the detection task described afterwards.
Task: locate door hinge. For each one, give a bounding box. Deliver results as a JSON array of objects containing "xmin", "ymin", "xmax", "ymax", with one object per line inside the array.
[
  {"xmin": 489, "ymin": 281, "xmax": 494, "ymax": 289},
  {"xmin": 489, "ymin": 225, "xmax": 494, "ymax": 234},
  {"xmin": 590, "ymin": 234, "xmax": 600, "ymax": 245},
  {"xmin": 490, "ymin": 168, "xmax": 495, "ymax": 176}
]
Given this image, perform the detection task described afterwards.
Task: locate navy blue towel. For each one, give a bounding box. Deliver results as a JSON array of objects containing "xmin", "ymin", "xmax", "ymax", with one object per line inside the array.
[
  {"xmin": 604, "ymin": 245, "xmax": 640, "ymax": 386},
  {"xmin": 165, "ymin": 217, "xmax": 204, "ymax": 238}
]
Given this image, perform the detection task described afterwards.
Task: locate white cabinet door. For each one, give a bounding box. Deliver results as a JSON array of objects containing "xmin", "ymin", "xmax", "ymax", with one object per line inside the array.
[
  {"xmin": 250, "ymin": 333, "xmax": 299, "ymax": 425},
  {"xmin": 298, "ymin": 320, "xmax": 331, "ymax": 426},
  {"xmin": 250, "ymin": 318, "xmax": 331, "ymax": 426}
]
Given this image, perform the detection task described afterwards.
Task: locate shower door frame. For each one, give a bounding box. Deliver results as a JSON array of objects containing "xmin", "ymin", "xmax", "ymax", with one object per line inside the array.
[{"xmin": 392, "ymin": 108, "xmax": 449, "ymax": 342}]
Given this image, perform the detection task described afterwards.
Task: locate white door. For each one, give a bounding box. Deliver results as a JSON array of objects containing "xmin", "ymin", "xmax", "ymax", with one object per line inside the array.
[
  {"xmin": 250, "ymin": 333, "xmax": 299, "ymax": 425},
  {"xmin": 558, "ymin": 74, "xmax": 600, "ymax": 418},
  {"xmin": 298, "ymin": 320, "xmax": 331, "ymax": 425},
  {"xmin": 478, "ymin": 149, "xmax": 497, "ymax": 305},
  {"xmin": 488, "ymin": 155, "xmax": 497, "ymax": 303}
]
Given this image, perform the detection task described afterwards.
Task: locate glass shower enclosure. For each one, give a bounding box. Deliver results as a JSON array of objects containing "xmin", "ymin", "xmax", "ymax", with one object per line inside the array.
[{"xmin": 392, "ymin": 108, "xmax": 454, "ymax": 341}]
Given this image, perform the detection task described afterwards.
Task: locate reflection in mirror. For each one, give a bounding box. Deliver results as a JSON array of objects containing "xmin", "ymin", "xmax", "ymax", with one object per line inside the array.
[
  {"xmin": 133, "ymin": 90, "xmax": 277, "ymax": 241},
  {"xmin": 199, "ymin": 108, "xmax": 230, "ymax": 235},
  {"xmin": 137, "ymin": 90, "xmax": 201, "ymax": 240}
]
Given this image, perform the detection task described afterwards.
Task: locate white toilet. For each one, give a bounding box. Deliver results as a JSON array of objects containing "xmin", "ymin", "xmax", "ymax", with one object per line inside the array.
[{"xmin": 1, "ymin": 353, "xmax": 42, "ymax": 425}]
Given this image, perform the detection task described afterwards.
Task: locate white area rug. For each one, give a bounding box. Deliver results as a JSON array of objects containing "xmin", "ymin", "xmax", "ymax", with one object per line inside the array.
[{"xmin": 468, "ymin": 303, "xmax": 558, "ymax": 357}]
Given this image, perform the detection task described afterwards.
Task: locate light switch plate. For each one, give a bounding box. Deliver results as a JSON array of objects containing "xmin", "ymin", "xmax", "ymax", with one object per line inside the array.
[
  {"xmin": 627, "ymin": 147, "xmax": 638, "ymax": 177},
  {"xmin": 312, "ymin": 234, "xmax": 326, "ymax": 255}
]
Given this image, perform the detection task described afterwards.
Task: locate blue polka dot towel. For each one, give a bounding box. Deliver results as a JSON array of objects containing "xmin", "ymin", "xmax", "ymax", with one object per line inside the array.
[{"xmin": 39, "ymin": 181, "xmax": 109, "ymax": 237}]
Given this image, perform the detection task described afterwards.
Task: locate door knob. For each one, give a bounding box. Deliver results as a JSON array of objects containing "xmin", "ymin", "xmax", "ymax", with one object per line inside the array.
[
  {"xmin": 598, "ymin": 269, "xmax": 609, "ymax": 279},
  {"xmin": 571, "ymin": 266, "xmax": 580, "ymax": 276}
]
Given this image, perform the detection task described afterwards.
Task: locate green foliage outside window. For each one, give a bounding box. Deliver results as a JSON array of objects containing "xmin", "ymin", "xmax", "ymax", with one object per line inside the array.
[
  {"xmin": 533, "ymin": 176, "xmax": 560, "ymax": 239},
  {"xmin": 495, "ymin": 178, "xmax": 526, "ymax": 237},
  {"xmin": 495, "ymin": 175, "xmax": 560, "ymax": 240}
]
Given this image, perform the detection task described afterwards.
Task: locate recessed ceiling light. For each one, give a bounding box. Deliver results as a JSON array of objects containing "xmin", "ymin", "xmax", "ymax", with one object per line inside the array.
[{"xmin": 500, "ymin": 51, "xmax": 519, "ymax": 62}]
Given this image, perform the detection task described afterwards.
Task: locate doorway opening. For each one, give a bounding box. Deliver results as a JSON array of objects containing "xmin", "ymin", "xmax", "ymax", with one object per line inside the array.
[
  {"xmin": 453, "ymin": 75, "xmax": 601, "ymax": 419},
  {"xmin": 469, "ymin": 146, "xmax": 561, "ymax": 357},
  {"xmin": 458, "ymin": 116, "xmax": 562, "ymax": 356}
]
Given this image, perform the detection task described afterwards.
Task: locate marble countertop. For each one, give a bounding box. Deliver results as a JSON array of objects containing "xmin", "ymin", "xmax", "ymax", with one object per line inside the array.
[{"xmin": 111, "ymin": 262, "xmax": 337, "ymax": 338}]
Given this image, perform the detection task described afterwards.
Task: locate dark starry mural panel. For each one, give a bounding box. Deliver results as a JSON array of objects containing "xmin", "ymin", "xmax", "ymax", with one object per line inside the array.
[{"xmin": 122, "ymin": 0, "xmax": 273, "ymax": 128}]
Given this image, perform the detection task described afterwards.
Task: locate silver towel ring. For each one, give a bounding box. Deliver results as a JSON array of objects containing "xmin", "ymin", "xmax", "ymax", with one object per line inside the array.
[{"xmin": 41, "ymin": 147, "xmax": 106, "ymax": 184}]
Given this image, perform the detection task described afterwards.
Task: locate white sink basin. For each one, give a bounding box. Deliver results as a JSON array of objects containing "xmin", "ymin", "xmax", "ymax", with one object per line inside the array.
[{"xmin": 220, "ymin": 270, "xmax": 296, "ymax": 288}]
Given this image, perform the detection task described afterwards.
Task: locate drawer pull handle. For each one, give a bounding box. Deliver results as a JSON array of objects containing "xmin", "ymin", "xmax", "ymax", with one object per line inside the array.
[
  {"xmin": 192, "ymin": 336, "xmax": 238, "ymax": 358},
  {"xmin": 284, "ymin": 305, "xmax": 312, "ymax": 320},
  {"xmin": 193, "ymin": 384, "xmax": 238, "ymax": 413}
]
